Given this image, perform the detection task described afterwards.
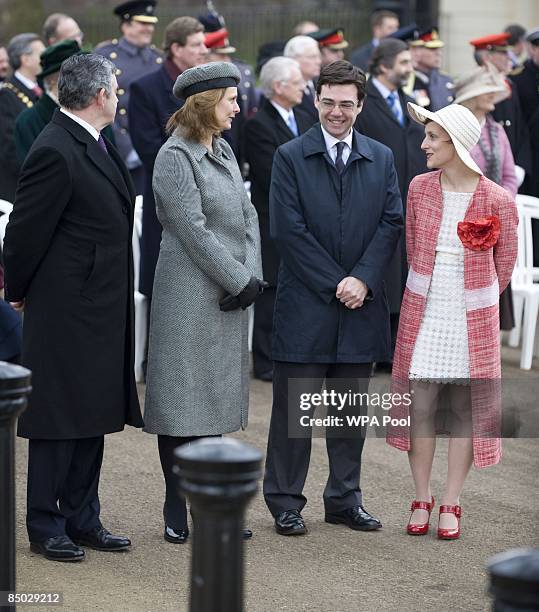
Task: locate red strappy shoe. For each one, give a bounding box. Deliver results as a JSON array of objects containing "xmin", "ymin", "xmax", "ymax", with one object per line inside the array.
[
  {"xmin": 437, "ymin": 504, "xmax": 462, "ymax": 540},
  {"xmin": 407, "ymin": 496, "xmax": 435, "ymax": 535}
]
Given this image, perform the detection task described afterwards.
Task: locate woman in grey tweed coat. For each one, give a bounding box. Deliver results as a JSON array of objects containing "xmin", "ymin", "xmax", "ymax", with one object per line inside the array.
[{"xmin": 143, "ymin": 62, "xmax": 264, "ymax": 543}]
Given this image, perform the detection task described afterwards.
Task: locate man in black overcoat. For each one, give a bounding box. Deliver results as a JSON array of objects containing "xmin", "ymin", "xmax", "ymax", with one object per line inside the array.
[
  {"xmin": 244, "ymin": 56, "xmax": 312, "ymax": 380},
  {"xmin": 263, "ymin": 61, "xmax": 402, "ymax": 536},
  {"xmin": 3, "ymin": 53, "xmax": 143, "ymax": 562},
  {"xmin": 128, "ymin": 16, "xmax": 207, "ymax": 298},
  {"xmin": 355, "ymin": 39, "xmax": 428, "ymax": 364}
]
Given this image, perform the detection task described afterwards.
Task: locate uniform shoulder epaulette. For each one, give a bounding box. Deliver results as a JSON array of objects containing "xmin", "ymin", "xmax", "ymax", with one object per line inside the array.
[
  {"xmin": 94, "ymin": 39, "xmax": 118, "ymax": 50},
  {"xmin": 509, "ymin": 65, "xmax": 525, "ymax": 76}
]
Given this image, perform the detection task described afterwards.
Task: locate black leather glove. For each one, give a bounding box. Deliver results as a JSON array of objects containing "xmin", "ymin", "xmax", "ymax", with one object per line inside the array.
[{"xmin": 219, "ymin": 277, "xmax": 268, "ymax": 312}]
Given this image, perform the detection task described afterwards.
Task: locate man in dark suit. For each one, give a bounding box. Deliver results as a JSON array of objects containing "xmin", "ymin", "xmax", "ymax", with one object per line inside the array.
[
  {"xmin": 0, "ymin": 33, "xmax": 45, "ymax": 201},
  {"xmin": 349, "ymin": 9, "xmax": 399, "ymax": 72},
  {"xmin": 264, "ymin": 61, "xmax": 402, "ymax": 536},
  {"xmin": 284, "ymin": 35, "xmax": 322, "ymax": 125},
  {"xmin": 4, "ymin": 53, "xmax": 143, "ymax": 562},
  {"xmin": 244, "ymin": 56, "xmax": 312, "ymax": 381},
  {"xmin": 355, "ymin": 38, "xmax": 428, "ymax": 366},
  {"xmin": 128, "ymin": 16, "xmax": 206, "ymax": 299}
]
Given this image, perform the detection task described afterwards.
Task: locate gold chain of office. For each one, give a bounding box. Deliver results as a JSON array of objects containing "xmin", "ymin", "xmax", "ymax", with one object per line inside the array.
[{"xmin": 0, "ymin": 81, "xmax": 34, "ymax": 108}]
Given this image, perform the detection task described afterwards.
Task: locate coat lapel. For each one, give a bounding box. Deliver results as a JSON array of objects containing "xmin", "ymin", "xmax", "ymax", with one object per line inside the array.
[
  {"xmin": 52, "ymin": 110, "xmax": 132, "ymax": 205},
  {"xmin": 366, "ymin": 80, "xmax": 403, "ymax": 128}
]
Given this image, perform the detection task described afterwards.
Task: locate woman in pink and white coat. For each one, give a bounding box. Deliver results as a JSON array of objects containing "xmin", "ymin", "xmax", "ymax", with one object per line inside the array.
[{"xmin": 386, "ymin": 102, "xmax": 518, "ymax": 540}]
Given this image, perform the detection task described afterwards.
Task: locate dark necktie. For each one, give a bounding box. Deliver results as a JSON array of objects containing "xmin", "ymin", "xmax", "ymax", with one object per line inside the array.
[
  {"xmin": 97, "ymin": 134, "xmax": 109, "ymax": 155},
  {"xmin": 335, "ymin": 141, "xmax": 346, "ymax": 175}
]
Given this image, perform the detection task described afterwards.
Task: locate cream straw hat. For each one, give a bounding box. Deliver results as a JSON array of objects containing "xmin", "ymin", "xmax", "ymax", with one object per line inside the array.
[
  {"xmin": 407, "ymin": 101, "xmax": 483, "ymax": 175},
  {"xmin": 453, "ymin": 63, "xmax": 510, "ymax": 106}
]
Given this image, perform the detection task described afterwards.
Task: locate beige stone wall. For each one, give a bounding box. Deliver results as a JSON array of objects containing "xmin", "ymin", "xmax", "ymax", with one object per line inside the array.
[{"xmin": 439, "ymin": 0, "xmax": 539, "ymax": 78}]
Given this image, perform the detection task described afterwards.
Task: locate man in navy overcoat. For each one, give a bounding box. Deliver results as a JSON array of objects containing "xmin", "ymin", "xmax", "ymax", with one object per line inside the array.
[{"xmin": 263, "ymin": 60, "xmax": 403, "ymax": 536}]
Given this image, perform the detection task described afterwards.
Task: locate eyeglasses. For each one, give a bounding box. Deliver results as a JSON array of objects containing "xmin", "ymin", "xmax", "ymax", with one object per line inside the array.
[{"xmin": 318, "ymin": 98, "xmax": 359, "ymax": 111}]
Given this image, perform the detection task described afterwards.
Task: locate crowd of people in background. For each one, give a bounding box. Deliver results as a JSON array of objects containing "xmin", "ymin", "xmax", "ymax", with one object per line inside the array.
[{"xmin": 0, "ymin": 0, "xmax": 536, "ymax": 562}]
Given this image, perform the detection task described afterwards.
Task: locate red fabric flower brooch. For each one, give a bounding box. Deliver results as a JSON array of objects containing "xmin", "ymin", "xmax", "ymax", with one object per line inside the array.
[{"xmin": 457, "ymin": 216, "xmax": 500, "ymax": 251}]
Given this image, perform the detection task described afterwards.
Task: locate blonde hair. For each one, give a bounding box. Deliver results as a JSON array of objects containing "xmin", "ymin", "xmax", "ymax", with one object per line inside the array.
[{"xmin": 166, "ymin": 88, "xmax": 227, "ymax": 141}]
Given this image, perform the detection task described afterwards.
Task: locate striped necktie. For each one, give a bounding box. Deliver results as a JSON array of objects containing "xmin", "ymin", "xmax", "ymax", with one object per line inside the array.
[
  {"xmin": 287, "ymin": 112, "xmax": 299, "ymax": 137},
  {"xmin": 387, "ymin": 91, "xmax": 404, "ymax": 126}
]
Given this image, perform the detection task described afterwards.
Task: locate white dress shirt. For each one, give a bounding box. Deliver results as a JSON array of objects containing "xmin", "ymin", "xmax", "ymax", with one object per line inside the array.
[
  {"xmin": 60, "ymin": 108, "xmax": 100, "ymax": 141},
  {"xmin": 14, "ymin": 70, "xmax": 37, "ymax": 90},
  {"xmin": 270, "ymin": 100, "xmax": 294, "ymax": 126},
  {"xmin": 320, "ymin": 125, "xmax": 353, "ymax": 166}
]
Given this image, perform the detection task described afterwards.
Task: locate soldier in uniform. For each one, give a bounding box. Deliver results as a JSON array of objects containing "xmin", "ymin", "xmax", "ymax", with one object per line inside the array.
[
  {"xmin": 0, "ymin": 33, "xmax": 45, "ymax": 202},
  {"xmin": 470, "ymin": 32, "xmax": 532, "ymax": 184},
  {"xmin": 308, "ymin": 28, "xmax": 349, "ymax": 67},
  {"xmin": 410, "ymin": 27, "xmax": 454, "ymax": 111},
  {"xmin": 95, "ymin": 0, "xmax": 162, "ymax": 194}
]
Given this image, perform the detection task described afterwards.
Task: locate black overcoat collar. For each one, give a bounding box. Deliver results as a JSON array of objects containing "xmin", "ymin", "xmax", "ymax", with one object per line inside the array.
[
  {"xmin": 365, "ymin": 78, "xmax": 409, "ymax": 128},
  {"xmin": 51, "ymin": 109, "xmax": 134, "ymax": 205}
]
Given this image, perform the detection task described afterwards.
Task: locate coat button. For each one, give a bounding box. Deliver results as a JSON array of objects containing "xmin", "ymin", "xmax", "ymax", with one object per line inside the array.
[
  {"xmin": 122, "ymin": 206, "xmax": 128, "ymax": 214},
  {"xmin": 110, "ymin": 51, "xmax": 118, "ymax": 59},
  {"xmin": 118, "ymin": 88, "xmax": 125, "ymax": 95},
  {"xmin": 119, "ymin": 108, "xmax": 127, "ymax": 115}
]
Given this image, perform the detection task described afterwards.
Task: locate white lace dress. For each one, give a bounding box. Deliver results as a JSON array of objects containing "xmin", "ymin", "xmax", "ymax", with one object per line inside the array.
[{"xmin": 409, "ymin": 191, "xmax": 471, "ymax": 380}]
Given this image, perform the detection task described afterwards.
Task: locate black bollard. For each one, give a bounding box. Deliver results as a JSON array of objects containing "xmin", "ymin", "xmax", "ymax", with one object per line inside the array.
[
  {"xmin": 487, "ymin": 548, "xmax": 539, "ymax": 611},
  {"xmin": 0, "ymin": 362, "xmax": 31, "ymax": 610},
  {"xmin": 174, "ymin": 437, "xmax": 262, "ymax": 612}
]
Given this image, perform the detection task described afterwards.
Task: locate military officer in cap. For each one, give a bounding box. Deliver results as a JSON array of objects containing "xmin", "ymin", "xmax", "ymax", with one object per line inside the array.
[
  {"xmin": 95, "ymin": 0, "xmax": 162, "ymax": 193},
  {"xmin": 410, "ymin": 27, "xmax": 454, "ymax": 111},
  {"xmin": 308, "ymin": 28, "xmax": 349, "ymax": 67},
  {"xmin": 470, "ymin": 32, "xmax": 532, "ymax": 183}
]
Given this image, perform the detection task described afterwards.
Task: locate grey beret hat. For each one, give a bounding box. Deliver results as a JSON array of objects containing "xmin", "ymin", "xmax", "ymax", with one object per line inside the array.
[{"xmin": 173, "ymin": 61, "xmax": 241, "ymax": 99}]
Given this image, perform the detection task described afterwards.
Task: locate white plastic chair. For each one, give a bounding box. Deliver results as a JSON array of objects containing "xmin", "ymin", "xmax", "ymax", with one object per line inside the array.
[
  {"xmin": 0, "ymin": 200, "xmax": 12, "ymax": 250},
  {"xmin": 0, "ymin": 199, "xmax": 13, "ymax": 215},
  {"xmin": 133, "ymin": 195, "xmax": 148, "ymax": 383},
  {"xmin": 510, "ymin": 204, "xmax": 539, "ymax": 369},
  {"xmin": 516, "ymin": 194, "xmax": 539, "ymax": 281}
]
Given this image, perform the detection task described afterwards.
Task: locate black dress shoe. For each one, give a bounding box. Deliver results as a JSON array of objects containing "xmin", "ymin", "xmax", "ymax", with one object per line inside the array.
[
  {"xmin": 243, "ymin": 528, "xmax": 253, "ymax": 540},
  {"xmin": 254, "ymin": 370, "xmax": 273, "ymax": 382},
  {"xmin": 30, "ymin": 535, "xmax": 85, "ymax": 562},
  {"xmin": 375, "ymin": 361, "xmax": 393, "ymax": 374},
  {"xmin": 274, "ymin": 509, "xmax": 307, "ymax": 536},
  {"xmin": 164, "ymin": 525, "xmax": 189, "ymax": 544},
  {"xmin": 325, "ymin": 505, "xmax": 382, "ymax": 531},
  {"xmin": 72, "ymin": 526, "xmax": 131, "ymax": 551}
]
